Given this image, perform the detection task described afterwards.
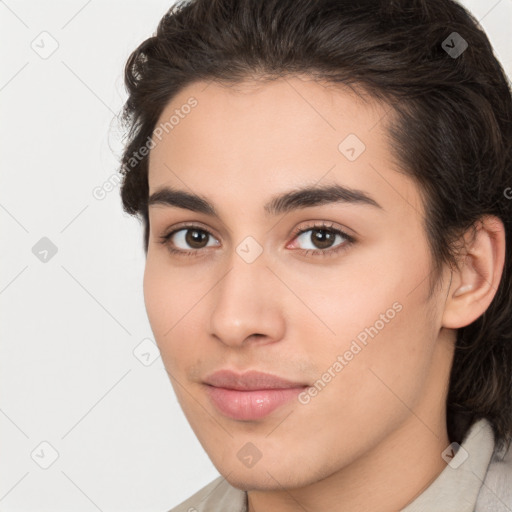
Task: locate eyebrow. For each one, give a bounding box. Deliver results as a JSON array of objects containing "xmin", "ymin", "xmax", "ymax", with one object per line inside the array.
[{"xmin": 147, "ymin": 183, "xmax": 383, "ymax": 217}]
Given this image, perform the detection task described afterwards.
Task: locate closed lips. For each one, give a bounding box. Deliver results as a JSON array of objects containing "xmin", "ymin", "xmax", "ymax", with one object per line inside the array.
[{"xmin": 203, "ymin": 369, "xmax": 309, "ymax": 390}]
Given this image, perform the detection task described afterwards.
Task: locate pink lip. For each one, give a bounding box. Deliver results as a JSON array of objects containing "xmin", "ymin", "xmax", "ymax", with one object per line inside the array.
[{"xmin": 203, "ymin": 370, "xmax": 308, "ymax": 420}]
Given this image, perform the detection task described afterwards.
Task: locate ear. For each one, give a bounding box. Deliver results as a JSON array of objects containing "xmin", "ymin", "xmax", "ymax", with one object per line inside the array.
[{"xmin": 442, "ymin": 215, "xmax": 506, "ymax": 329}]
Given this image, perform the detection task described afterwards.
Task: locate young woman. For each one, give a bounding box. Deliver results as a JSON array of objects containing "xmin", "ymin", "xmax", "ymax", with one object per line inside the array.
[{"xmin": 118, "ymin": 0, "xmax": 512, "ymax": 510}]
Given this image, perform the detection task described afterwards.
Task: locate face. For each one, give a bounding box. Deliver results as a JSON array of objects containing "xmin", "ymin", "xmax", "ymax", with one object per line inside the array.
[{"xmin": 143, "ymin": 76, "xmax": 454, "ymax": 491}]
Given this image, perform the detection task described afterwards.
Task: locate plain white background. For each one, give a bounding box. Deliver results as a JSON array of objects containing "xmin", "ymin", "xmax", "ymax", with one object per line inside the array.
[{"xmin": 0, "ymin": 1, "xmax": 511, "ymax": 510}]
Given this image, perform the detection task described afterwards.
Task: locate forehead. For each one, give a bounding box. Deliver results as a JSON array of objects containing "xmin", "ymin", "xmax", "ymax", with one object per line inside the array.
[
  {"xmin": 149, "ymin": 76, "xmax": 390, "ymax": 158},
  {"xmin": 146, "ymin": 76, "xmax": 420, "ymax": 217}
]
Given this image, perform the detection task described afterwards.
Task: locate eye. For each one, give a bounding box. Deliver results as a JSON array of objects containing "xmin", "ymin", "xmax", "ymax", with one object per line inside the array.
[
  {"xmin": 159, "ymin": 225, "xmax": 220, "ymax": 256},
  {"xmin": 288, "ymin": 222, "xmax": 355, "ymax": 257}
]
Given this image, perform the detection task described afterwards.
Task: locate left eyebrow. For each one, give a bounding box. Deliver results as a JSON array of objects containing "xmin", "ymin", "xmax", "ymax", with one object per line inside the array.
[
  {"xmin": 147, "ymin": 183, "xmax": 384, "ymax": 217},
  {"xmin": 264, "ymin": 183, "xmax": 384, "ymax": 215}
]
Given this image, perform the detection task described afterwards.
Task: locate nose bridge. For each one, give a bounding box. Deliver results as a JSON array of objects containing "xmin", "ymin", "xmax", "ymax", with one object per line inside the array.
[{"xmin": 209, "ymin": 241, "xmax": 284, "ymax": 346}]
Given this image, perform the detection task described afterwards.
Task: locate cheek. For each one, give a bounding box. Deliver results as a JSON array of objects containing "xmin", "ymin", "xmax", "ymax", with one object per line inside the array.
[
  {"xmin": 328, "ymin": 307, "xmax": 435, "ymax": 446},
  {"xmin": 280, "ymin": 241, "xmax": 417, "ymax": 349},
  {"xmin": 295, "ymin": 237, "xmax": 437, "ymax": 387},
  {"xmin": 289, "ymin": 293, "xmax": 438, "ymax": 461},
  {"xmin": 143, "ymin": 257, "xmax": 171, "ymax": 335},
  {"xmin": 143, "ymin": 249, "xmax": 199, "ymax": 329},
  {"xmin": 143, "ymin": 257, "xmax": 186, "ymax": 352},
  {"xmin": 297, "ymin": 281, "xmax": 433, "ymax": 397},
  {"xmin": 143, "ymin": 255, "xmax": 212, "ymax": 375}
]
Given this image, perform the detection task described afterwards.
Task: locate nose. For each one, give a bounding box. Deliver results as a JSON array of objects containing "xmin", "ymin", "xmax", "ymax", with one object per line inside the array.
[{"xmin": 208, "ymin": 253, "xmax": 286, "ymax": 349}]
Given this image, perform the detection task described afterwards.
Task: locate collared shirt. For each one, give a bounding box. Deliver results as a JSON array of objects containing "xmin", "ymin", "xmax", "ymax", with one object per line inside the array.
[{"xmin": 168, "ymin": 418, "xmax": 512, "ymax": 512}]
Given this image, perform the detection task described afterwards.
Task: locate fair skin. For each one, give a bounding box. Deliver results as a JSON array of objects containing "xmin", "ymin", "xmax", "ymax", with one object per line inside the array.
[{"xmin": 143, "ymin": 76, "xmax": 505, "ymax": 512}]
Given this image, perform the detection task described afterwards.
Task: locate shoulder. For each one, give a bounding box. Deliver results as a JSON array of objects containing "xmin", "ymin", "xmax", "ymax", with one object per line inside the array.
[
  {"xmin": 166, "ymin": 475, "xmax": 247, "ymax": 512},
  {"xmin": 476, "ymin": 438, "xmax": 512, "ymax": 511}
]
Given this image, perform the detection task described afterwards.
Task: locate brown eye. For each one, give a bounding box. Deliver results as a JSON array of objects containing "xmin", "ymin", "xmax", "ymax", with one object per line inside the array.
[
  {"xmin": 184, "ymin": 228, "xmax": 209, "ymax": 249},
  {"xmin": 287, "ymin": 221, "xmax": 356, "ymax": 258},
  {"xmin": 162, "ymin": 227, "xmax": 220, "ymax": 253},
  {"xmin": 310, "ymin": 228, "xmax": 337, "ymax": 249},
  {"xmin": 294, "ymin": 226, "xmax": 348, "ymax": 251}
]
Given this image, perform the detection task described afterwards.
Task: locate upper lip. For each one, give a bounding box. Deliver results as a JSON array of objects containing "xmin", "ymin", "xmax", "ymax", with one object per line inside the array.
[{"xmin": 203, "ymin": 370, "xmax": 308, "ymax": 390}]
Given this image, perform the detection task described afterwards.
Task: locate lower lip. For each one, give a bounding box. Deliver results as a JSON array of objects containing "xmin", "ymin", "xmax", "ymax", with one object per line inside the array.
[{"xmin": 204, "ymin": 385, "xmax": 306, "ymax": 420}]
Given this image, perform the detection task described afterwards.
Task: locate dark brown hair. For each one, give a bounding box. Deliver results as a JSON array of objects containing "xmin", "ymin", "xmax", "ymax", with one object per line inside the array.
[{"xmin": 117, "ymin": 0, "xmax": 512, "ymax": 452}]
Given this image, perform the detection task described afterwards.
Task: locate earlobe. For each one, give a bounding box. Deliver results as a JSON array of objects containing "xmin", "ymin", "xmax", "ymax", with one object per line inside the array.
[{"xmin": 441, "ymin": 215, "xmax": 506, "ymax": 330}]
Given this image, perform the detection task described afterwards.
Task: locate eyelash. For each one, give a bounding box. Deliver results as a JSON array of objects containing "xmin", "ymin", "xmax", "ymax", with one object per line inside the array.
[{"xmin": 158, "ymin": 221, "xmax": 355, "ymax": 258}]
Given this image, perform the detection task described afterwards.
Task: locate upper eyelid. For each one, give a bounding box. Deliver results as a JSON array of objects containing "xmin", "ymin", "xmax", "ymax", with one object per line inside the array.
[
  {"xmin": 164, "ymin": 221, "xmax": 220, "ymax": 241},
  {"xmin": 290, "ymin": 221, "xmax": 351, "ymax": 236}
]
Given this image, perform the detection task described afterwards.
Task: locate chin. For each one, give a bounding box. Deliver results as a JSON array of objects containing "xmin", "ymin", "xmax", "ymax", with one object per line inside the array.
[
  {"xmin": 212, "ymin": 455, "xmax": 326, "ymax": 492},
  {"xmin": 222, "ymin": 470, "xmax": 297, "ymax": 492}
]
